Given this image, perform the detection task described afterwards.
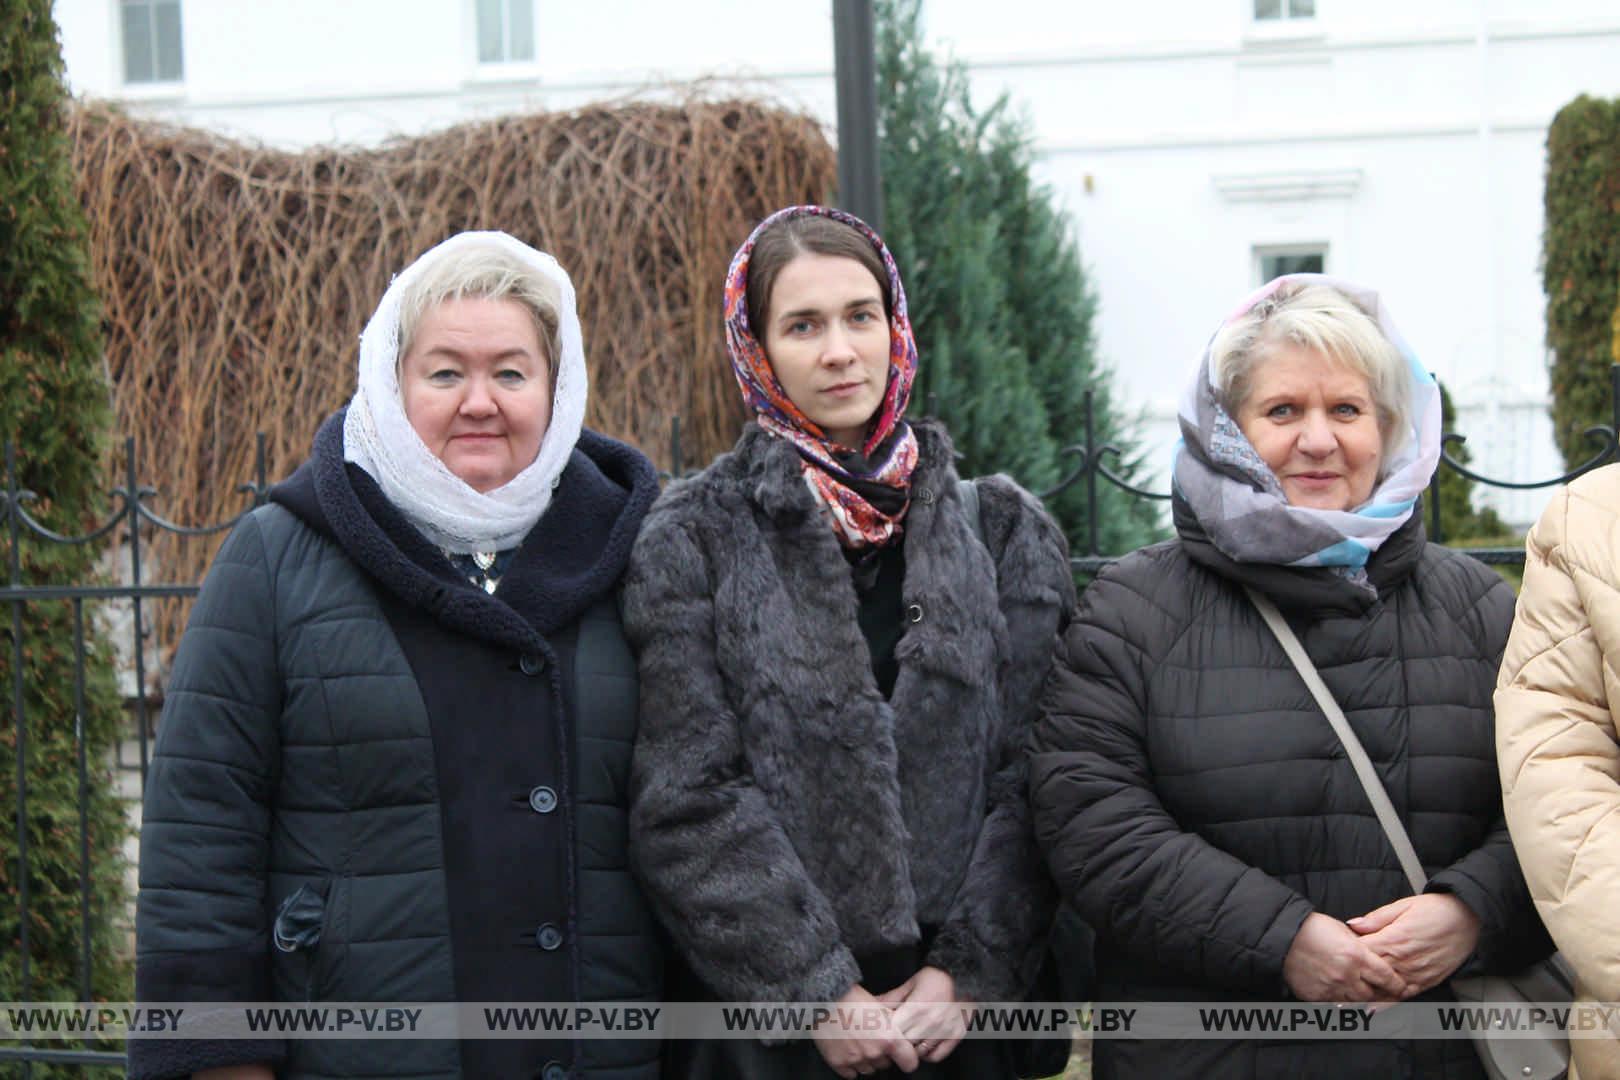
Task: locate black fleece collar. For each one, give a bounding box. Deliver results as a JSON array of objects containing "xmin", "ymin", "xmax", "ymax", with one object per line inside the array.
[
  {"xmin": 1173, "ymin": 489, "xmax": 1427, "ymax": 617},
  {"xmin": 270, "ymin": 409, "xmax": 658, "ymax": 652}
]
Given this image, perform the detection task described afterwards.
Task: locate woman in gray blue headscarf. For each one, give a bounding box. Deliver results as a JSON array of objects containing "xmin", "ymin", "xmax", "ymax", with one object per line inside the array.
[{"xmin": 1031, "ymin": 276, "xmax": 1550, "ymax": 1080}]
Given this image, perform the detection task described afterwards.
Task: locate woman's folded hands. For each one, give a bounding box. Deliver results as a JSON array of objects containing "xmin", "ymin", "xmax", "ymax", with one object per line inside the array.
[
  {"xmin": 813, "ymin": 966, "xmax": 970, "ymax": 1077},
  {"xmin": 882, "ymin": 966, "xmax": 968, "ymax": 1065},
  {"xmin": 1347, "ymin": 893, "xmax": 1482, "ymax": 998},
  {"xmin": 1284, "ymin": 911, "xmax": 1409, "ymax": 1002},
  {"xmin": 813, "ymin": 983, "xmax": 920, "ymax": 1078},
  {"xmin": 1285, "ymin": 894, "xmax": 1483, "ymax": 1006}
]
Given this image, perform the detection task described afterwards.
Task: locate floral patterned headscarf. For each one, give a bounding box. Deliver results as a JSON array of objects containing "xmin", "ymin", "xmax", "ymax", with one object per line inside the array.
[{"xmin": 723, "ymin": 205, "xmax": 920, "ymax": 548}]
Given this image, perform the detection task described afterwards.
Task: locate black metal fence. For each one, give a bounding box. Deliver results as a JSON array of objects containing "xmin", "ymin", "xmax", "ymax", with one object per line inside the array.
[
  {"xmin": 1, "ymin": 437, "xmax": 272, "ymax": 1073},
  {"xmin": 4, "ymin": 368, "xmax": 1619, "ymax": 1070},
  {"xmin": 1047, "ymin": 366, "xmax": 1620, "ymax": 574}
]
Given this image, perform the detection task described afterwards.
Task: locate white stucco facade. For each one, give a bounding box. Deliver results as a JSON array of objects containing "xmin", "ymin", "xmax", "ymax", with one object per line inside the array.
[{"xmin": 53, "ymin": 0, "xmax": 1620, "ymax": 526}]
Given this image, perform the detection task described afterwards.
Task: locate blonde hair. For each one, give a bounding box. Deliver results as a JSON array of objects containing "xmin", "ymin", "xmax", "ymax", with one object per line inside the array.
[
  {"xmin": 1209, "ymin": 281, "xmax": 1412, "ymax": 461},
  {"xmin": 396, "ymin": 240, "xmax": 563, "ymax": 376}
]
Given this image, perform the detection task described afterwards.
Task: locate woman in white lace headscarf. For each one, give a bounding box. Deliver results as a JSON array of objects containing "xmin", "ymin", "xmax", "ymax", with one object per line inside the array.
[
  {"xmin": 131, "ymin": 233, "xmax": 664, "ymax": 1080},
  {"xmin": 343, "ymin": 231, "xmax": 588, "ymax": 556}
]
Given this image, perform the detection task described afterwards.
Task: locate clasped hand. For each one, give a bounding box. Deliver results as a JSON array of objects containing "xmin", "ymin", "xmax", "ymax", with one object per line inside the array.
[
  {"xmin": 813, "ymin": 967, "xmax": 968, "ymax": 1077},
  {"xmin": 1283, "ymin": 894, "xmax": 1481, "ymax": 1004}
]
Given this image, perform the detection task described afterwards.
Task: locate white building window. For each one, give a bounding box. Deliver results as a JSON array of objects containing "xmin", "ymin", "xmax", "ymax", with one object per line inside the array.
[
  {"xmin": 1255, "ymin": 244, "xmax": 1326, "ymax": 284},
  {"xmin": 1254, "ymin": 0, "xmax": 1315, "ymax": 19},
  {"xmin": 120, "ymin": 0, "xmax": 183, "ymax": 84},
  {"xmin": 477, "ymin": 0, "xmax": 535, "ymax": 64}
]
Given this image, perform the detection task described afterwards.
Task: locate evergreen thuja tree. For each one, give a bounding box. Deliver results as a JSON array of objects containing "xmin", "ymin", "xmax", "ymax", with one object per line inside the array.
[
  {"xmin": 875, "ymin": 0, "xmax": 1161, "ymax": 558},
  {"xmin": 0, "ymin": 0, "xmax": 130, "ymax": 1043},
  {"xmin": 1543, "ymin": 95, "xmax": 1620, "ymax": 470},
  {"xmin": 1433, "ymin": 383, "xmax": 1507, "ymax": 544},
  {"xmin": 983, "ymin": 123, "xmax": 1162, "ymax": 556},
  {"xmin": 873, "ymin": 2, "xmax": 1056, "ymax": 487}
]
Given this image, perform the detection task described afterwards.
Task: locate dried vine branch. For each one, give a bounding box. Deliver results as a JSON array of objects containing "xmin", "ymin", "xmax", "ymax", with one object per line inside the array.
[{"xmin": 66, "ymin": 93, "xmax": 835, "ymax": 656}]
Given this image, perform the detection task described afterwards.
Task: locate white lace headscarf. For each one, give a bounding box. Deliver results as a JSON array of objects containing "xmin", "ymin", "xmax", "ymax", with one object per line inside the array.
[{"xmin": 343, "ymin": 231, "xmax": 588, "ymax": 554}]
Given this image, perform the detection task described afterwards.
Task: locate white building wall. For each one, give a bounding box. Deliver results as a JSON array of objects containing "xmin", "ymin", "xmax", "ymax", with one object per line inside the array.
[
  {"xmin": 55, "ymin": 1, "xmax": 840, "ymax": 147},
  {"xmin": 920, "ymin": 2, "xmax": 1620, "ymax": 525},
  {"xmin": 53, "ymin": 0, "xmax": 1620, "ymax": 528}
]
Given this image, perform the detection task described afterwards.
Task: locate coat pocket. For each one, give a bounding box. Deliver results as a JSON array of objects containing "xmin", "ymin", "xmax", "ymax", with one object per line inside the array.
[{"xmin": 272, "ymin": 879, "xmax": 336, "ymax": 1000}]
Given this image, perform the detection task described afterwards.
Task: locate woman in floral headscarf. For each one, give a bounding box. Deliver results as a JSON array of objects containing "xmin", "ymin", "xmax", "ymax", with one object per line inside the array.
[
  {"xmin": 622, "ymin": 206, "xmax": 1075, "ymax": 1078},
  {"xmin": 1030, "ymin": 277, "xmax": 1550, "ymax": 1079}
]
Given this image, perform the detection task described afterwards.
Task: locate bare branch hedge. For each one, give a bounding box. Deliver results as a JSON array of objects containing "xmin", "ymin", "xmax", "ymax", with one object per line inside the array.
[{"xmin": 66, "ymin": 94, "xmax": 835, "ymax": 652}]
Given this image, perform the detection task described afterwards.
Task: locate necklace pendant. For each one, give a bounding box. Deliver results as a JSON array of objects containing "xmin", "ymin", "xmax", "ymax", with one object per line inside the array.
[{"xmin": 482, "ymin": 577, "xmax": 499, "ymax": 594}]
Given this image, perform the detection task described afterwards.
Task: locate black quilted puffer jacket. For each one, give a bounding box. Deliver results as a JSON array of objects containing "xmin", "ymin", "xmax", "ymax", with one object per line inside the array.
[
  {"xmin": 131, "ymin": 412, "xmax": 663, "ymax": 1080},
  {"xmin": 1030, "ymin": 499, "xmax": 1551, "ymax": 1080}
]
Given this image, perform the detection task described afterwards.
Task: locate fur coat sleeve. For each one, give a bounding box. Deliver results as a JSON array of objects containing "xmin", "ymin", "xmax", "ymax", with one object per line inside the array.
[
  {"xmin": 926, "ymin": 476, "xmax": 1073, "ymax": 1002},
  {"xmin": 622, "ymin": 513, "xmax": 864, "ymax": 1004}
]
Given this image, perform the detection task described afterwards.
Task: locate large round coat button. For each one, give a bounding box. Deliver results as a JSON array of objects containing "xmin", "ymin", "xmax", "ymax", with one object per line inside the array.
[
  {"xmin": 541, "ymin": 1062, "xmax": 568, "ymax": 1080},
  {"xmin": 528, "ymin": 785, "xmax": 558, "ymax": 814},
  {"xmin": 536, "ymin": 923, "xmax": 564, "ymax": 950},
  {"xmin": 519, "ymin": 653, "xmax": 544, "ymax": 676}
]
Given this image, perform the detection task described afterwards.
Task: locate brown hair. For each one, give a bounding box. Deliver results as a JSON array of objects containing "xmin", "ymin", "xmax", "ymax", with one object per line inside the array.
[{"xmin": 744, "ymin": 213, "xmax": 891, "ymax": 337}]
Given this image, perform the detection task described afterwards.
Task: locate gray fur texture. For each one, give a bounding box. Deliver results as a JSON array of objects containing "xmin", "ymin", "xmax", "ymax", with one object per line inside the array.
[{"xmin": 622, "ymin": 421, "xmax": 1074, "ymax": 1005}]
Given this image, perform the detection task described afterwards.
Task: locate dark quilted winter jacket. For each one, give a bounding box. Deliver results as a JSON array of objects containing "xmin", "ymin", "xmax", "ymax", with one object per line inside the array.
[
  {"xmin": 131, "ymin": 413, "xmax": 663, "ymax": 1080},
  {"xmin": 1030, "ymin": 503, "xmax": 1550, "ymax": 1080}
]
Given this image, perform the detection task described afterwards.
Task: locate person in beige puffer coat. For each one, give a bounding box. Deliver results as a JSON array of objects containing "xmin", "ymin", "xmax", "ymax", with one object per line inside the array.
[{"xmin": 1496, "ymin": 463, "xmax": 1620, "ymax": 1080}]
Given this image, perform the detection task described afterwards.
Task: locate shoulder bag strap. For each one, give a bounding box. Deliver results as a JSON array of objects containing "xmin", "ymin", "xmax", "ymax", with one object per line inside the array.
[{"xmin": 1243, "ymin": 586, "xmax": 1428, "ymax": 894}]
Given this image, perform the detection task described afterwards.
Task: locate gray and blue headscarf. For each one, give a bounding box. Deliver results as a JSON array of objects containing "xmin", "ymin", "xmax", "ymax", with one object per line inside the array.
[{"xmin": 1172, "ymin": 274, "xmax": 1441, "ymax": 589}]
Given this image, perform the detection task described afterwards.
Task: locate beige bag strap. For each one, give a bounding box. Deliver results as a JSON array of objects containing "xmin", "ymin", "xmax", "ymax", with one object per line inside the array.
[{"xmin": 1245, "ymin": 586, "xmax": 1428, "ymax": 895}]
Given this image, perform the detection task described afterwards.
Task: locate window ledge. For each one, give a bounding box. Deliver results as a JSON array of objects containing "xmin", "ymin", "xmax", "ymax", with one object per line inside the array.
[
  {"xmin": 465, "ymin": 61, "xmax": 542, "ymax": 86},
  {"xmin": 117, "ymin": 79, "xmax": 186, "ymax": 103},
  {"xmin": 1242, "ymin": 19, "xmax": 1326, "ymax": 49},
  {"xmin": 1214, "ymin": 168, "xmax": 1363, "ymax": 202}
]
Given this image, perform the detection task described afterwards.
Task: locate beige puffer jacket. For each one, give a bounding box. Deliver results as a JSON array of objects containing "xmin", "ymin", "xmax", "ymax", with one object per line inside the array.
[{"xmin": 1496, "ymin": 464, "xmax": 1620, "ymax": 1080}]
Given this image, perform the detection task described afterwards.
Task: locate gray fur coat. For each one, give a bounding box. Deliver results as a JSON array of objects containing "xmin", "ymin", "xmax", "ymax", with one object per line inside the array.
[{"xmin": 622, "ymin": 421, "xmax": 1074, "ymax": 1006}]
